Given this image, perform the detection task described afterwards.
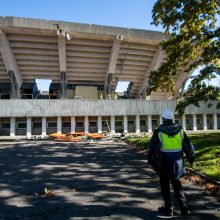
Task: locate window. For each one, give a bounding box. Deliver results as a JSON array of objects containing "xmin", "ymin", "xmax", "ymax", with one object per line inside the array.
[
  {"xmin": 47, "ymin": 122, "xmax": 57, "ymax": 128},
  {"xmin": 17, "ymin": 122, "xmax": 27, "ymax": 129},
  {"xmin": 2, "ymin": 122, "xmax": 10, "ymax": 129},
  {"xmin": 33, "ymin": 122, "xmax": 42, "ymax": 128},
  {"xmin": 175, "ymin": 119, "xmax": 180, "ymax": 124},
  {"xmin": 186, "ymin": 119, "xmax": 191, "ymax": 125},
  {"xmin": 89, "ymin": 121, "xmax": 97, "ymax": 127},
  {"xmin": 152, "ymin": 120, "xmax": 158, "ymax": 126},
  {"xmin": 128, "ymin": 120, "xmax": 134, "ymax": 126},
  {"xmin": 115, "ymin": 121, "xmax": 123, "ymax": 126},
  {"xmin": 76, "ymin": 122, "xmax": 84, "ymax": 127},
  {"xmin": 207, "ymin": 118, "xmax": 212, "ymax": 124},
  {"xmin": 140, "ymin": 120, "xmax": 146, "ymax": 126},
  {"xmin": 196, "ymin": 118, "xmax": 202, "ymax": 125},
  {"xmin": 63, "ymin": 122, "xmax": 71, "ymax": 128},
  {"xmin": 102, "ymin": 121, "xmax": 110, "ymax": 127}
]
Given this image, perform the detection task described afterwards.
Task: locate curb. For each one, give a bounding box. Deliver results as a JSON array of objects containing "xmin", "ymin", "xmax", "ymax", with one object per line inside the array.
[{"xmin": 186, "ymin": 167, "xmax": 220, "ymax": 187}]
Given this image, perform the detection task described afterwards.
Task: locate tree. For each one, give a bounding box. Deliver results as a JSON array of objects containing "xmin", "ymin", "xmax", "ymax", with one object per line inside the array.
[{"xmin": 148, "ymin": 0, "xmax": 220, "ymax": 114}]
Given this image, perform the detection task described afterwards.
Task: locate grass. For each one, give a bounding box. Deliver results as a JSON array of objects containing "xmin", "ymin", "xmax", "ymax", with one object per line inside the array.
[
  {"xmin": 125, "ymin": 133, "xmax": 220, "ymax": 181},
  {"xmin": 188, "ymin": 133, "xmax": 220, "ymax": 181}
]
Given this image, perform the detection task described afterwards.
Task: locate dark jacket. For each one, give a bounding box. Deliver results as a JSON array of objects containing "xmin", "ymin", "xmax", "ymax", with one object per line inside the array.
[{"xmin": 148, "ymin": 123, "xmax": 195, "ymax": 180}]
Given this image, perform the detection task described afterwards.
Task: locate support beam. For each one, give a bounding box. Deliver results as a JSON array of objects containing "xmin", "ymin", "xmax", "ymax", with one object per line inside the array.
[
  {"xmin": 123, "ymin": 115, "xmax": 128, "ymax": 133},
  {"xmin": 193, "ymin": 114, "xmax": 197, "ymax": 131},
  {"xmin": 42, "ymin": 117, "xmax": 47, "ymax": 136},
  {"xmin": 104, "ymin": 39, "xmax": 121, "ymax": 95},
  {"xmin": 135, "ymin": 115, "xmax": 140, "ymax": 133},
  {"xmin": 214, "ymin": 114, "xmax": 217, "ymax": 130},
  {"xmin": 57, "ymin": 31, "xmax": 67, "ymax": 72},
  {"xmin": 0, "ymin": 29, "xmax": 22, "ymax": 98},
  {"xmin": 10, "ymin": 117, "xmax": 16, "ymax": 137},
  {"xmin": 203, "ymin": 114, "xmax": 207, "ymax": 131},
  {"xmin": 111, "ymin": 115, "xmax": 115, "ymax": 133},
  {"xmin": 60, "ymin": 71, "xmax": 67, "ymax": 99},
  {"xmin": 159, "ymin": 116, "xmax": 163, "ymax": 125},
  {"xmin": 98, "ymin": 116, "xmax": 102, "ymax": 134},
  {"xmin": 137, "ymin": 47, "xmax": 164, "ymax": 98},
  {"xmin": 71, "ymin": 116, "xmax": 75, "ymax": 133},
  {"xmin": 26, "ymin": 117, "xmax": 32, "ymax": 138},
  {"xmin": 182, "ymin": 114, "xmax": 186, "ymax": 130},
  {"xmin": 147, "ymin": 115, "xmax": 152, "ymax": 133},
  {"xmin": 57, "ymin": 116, "xmax": 62, "ymax": 133},
  {"xmin": 84, "ymin": 116, "xmax": 89, "ymax": 133},
  {"xmin": 57, "ymin": 30, "xmax": 67, "ymax": 99},
  {"xmin": 174, "ymin": 69, "xmax": 194, "ymax": 98}
]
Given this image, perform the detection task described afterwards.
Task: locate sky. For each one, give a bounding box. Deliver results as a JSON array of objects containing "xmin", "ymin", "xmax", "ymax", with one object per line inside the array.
[{"xmin": 0, "ymin": 0, "xmax": 161, "ymax": 31}]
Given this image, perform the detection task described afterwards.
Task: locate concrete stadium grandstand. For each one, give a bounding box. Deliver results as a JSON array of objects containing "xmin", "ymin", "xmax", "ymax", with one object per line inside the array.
[{"xmin": 0, "ymin": 17, "xmax": 219, "ymax": 138}]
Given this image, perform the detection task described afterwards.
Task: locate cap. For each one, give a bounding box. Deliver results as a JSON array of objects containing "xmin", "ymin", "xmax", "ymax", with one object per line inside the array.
[{"xmin": 161, "ymin": 109, "xmax": 174, "ymax": 120}]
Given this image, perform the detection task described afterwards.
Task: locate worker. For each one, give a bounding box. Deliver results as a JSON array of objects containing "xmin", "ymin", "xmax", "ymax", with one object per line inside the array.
[{"xmin": 148, "ymin": 109, "xmax": 195, "ymax": 216}]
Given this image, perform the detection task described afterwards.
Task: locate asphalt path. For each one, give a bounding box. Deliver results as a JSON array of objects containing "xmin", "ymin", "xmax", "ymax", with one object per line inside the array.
[{"xmin": 0, "ymin": 141, "xmax": 219, "ymax": 220}]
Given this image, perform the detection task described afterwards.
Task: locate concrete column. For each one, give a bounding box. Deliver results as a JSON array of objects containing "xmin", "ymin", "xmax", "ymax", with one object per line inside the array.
[
  {"xmin": 123, "ymin": 115, "xmax": 128, "ymax": 133},
  {"xmin": 71, "ymin": 116, "xmax": 75, "ymax": 133},
  {"xmin": 135, "ymin": 115, "xmax": 140, "ymax": 133},
  {"xmin": 213, "ymin": 114, "xmax": 217, "ymax": 130},
  {"xmin": 57, "ymin": 116, "xmax": 62, "ymax": 133},
  {"xmin": 10, "ymin": 117, "xmax": 16, "ymax": 137},
  {"xmin": 159, "ymin": 116, "xmax": 163, "ymax": 125},
  {"xmin": 111, "ymin": 115, "xmax": 115, "ymax": 133},
  {"xmin": 182, "ymin": 114, "xmax": 186, "ymax": 130},
  {"xmin": 98, "ymin": 116, "xmax": 102, "ymax": 134},
  {"xmin": 193, "ymin": 114, "xmax": 197, "ymax": 131},
  {"xmin": 84, "ymin": 116, "xmax": 89, "ymax": 133},
  {"xmin": 147, "ymin": 115, "xmax": 152, "ymax": 133},
  {"xmin": 203, "ymin": 114, "xmax": 207, "ymax": 130},
  {"xmin": 42, "ymin": 117, "xmax": 47, "ymax": 136},
  {"xmin": 26, "ymin": 117, "xmax": 32, "ymax": 138}
]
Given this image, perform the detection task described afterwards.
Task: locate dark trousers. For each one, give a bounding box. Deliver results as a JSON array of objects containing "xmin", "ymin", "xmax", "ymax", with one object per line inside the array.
[{"xmin": 159, "ymin": 171, "xmax": 188, "ymax": 209}]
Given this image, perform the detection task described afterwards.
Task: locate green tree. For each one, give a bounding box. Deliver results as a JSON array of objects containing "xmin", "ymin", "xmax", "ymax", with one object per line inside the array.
[{"xmin": 149, "ymin": 0, "xmax": 220, "ymax": 114}]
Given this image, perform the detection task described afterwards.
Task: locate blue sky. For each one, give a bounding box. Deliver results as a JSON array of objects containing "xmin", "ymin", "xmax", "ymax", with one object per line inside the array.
[{"xmin": 0, "ymin": 0, "xmax": 161, "ymax": 31}]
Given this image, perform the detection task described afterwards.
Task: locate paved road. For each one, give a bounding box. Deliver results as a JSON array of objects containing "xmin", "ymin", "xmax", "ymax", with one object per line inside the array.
[{"xmin": 0, "ymin": 141, "xmax": 219, "ymax": 220}]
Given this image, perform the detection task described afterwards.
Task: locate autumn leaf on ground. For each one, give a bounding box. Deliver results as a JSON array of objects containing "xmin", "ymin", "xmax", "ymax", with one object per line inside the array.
[{"xmin": 43, "ymin": 187, "xmax": 54, "ymax": 197}]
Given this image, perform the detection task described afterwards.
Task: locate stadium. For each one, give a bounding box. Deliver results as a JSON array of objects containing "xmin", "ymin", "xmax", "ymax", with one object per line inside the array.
[{"xmin": 0, "ymin": 17, "xmax": 219, "ymax": 138}]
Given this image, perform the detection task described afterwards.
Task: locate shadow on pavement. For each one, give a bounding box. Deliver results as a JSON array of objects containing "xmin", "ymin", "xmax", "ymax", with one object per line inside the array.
[{"xmin": 0, "ymin": 141, "xmax": 219, "ymax": 219}]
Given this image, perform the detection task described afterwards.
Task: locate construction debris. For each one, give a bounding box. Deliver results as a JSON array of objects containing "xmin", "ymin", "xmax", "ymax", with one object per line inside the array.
[
  {"xmin": 49, "ymin": 132, "xmax": 106, "ymax": 142},
  {"xmin": 47, "ymin": 132, "xmax": 135, "ymax": 142}
]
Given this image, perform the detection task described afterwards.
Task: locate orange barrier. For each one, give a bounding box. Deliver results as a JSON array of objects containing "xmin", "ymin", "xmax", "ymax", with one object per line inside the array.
[
  {"xmin": 54, "ymin": 136, "xmax": 81, "ymax": 142},
  {"xmin": 87, "ymin": 133, "xmax": 105, "ymax": 139},
  {"xmin": 66, "ymin": 132, "xmax": 86, "ymax": 136},
  {"xmin": 49, "ymin": 132, "xmax": 105, "ymax": 142},
  {"xmin": 49, "ymin": 133, "xmax": 66, "ymax": 138}
]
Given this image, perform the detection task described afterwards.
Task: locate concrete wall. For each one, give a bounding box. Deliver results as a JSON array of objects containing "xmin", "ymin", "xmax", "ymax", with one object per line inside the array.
[
  {"xmin": 0, "ymin": 100, "xmax": 219, "ymax": 118},
  {"xmin": 75, "ymin": 86, "xmax": 98, "ymax": 100},
  {"xmin": 67, "ymin": 90, "xmax": 75, "ymax": 99}
]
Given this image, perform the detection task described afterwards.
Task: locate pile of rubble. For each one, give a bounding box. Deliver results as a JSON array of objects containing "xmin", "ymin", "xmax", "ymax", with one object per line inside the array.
[
  {"xmin": 49, "ymin": 132, "xmax": 105, "ymax": 142},
  {"xmin": 27, "ymin": 132, "xmax": 149, "ymax": 143}
]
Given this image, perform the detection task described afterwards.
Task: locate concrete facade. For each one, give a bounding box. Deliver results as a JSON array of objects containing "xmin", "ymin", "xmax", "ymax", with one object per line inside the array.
[{"xmin": 0, "ymin": 100, "xmax": 219, "ymax": 137}]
